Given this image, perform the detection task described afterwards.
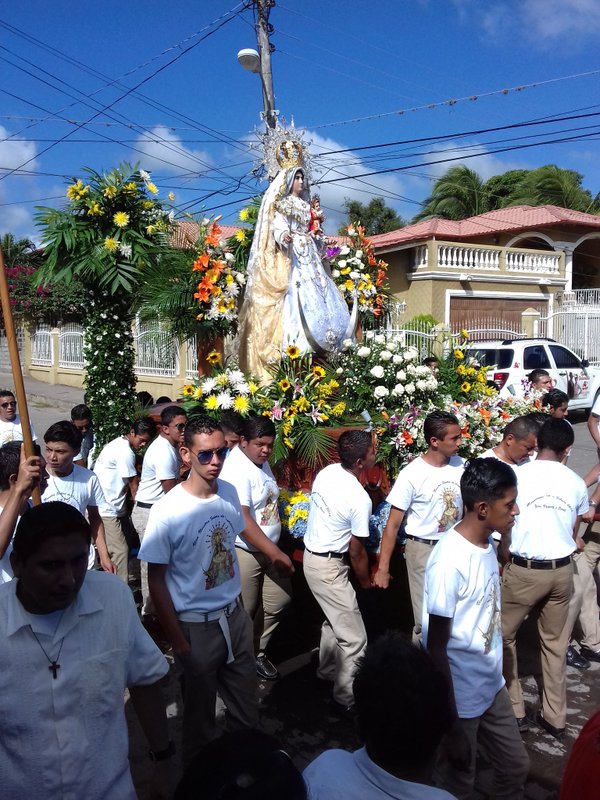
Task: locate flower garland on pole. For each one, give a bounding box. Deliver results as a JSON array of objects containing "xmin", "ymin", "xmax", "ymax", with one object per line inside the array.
[{"xmin": 35, "ymin": 163, "xmax": 175, "ymax": 453}]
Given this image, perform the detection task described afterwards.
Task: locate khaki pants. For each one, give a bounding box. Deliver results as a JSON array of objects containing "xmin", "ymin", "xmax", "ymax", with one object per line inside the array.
[
  {"xmin": 236, "ymin": 547, "xmax": 292, "ymax": 654},
  {"xmin": 177, "ymin": 604, "xmax": 258, "ymax": 767},
  {"xmin": 303, "ymin": 550, "xmax": 367, "ymax": 707},
  {"xmin": 101, "ymin": 515, "xmax": 129, "ymax": 583},
  {"xmin": 568, "ymin": 548, "xmax": 600, "ymax": 651},
  {"xmin": 435, "ymin": 686, "xmax": 529, "ymax": 800},
  {"xmin": 405, "ymin": 537, "xmax": 437, "ymax": 643},
  {"xmin": 501, "ymin": 560, "xmax": 574, "ymax": 729},
  {"xmin": 131, "ymin": 503, "xmax": 154, "ymax": 614}
]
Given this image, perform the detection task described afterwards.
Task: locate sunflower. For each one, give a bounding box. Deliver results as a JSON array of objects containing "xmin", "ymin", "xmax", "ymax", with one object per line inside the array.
[
  {"xmin": 454, "ymin": 349, "xmax": 464, "ymax": 360},
  {"xmin": 312, "ymin": 366, "xmax": 326, "ymax": 380},
  {"xmin": 285, "ymin": 345, "xmax": 300, "ymax": 360},
  {"xmin": 181, "ymin": 384, "xmax": 195, "ymax": 397},
  {"xmin": 206, "ymin": 351, "xmax": 221, "ymax": 365},
  {"xmin": 233, "ymin": 395, "xmax": 250, "ymax": 414},
  {"xmin": 278, "ymin": 379, "xmax": 292, "ymax": 391},
  {"xmin": 460, "ymin": 381, "xmax": 471, "ymax": 393}
]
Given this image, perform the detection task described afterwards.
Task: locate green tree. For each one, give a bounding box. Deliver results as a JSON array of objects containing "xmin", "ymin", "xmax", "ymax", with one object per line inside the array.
[
  {"xmin": 339, "ymin": 197, "xmax": 404, "ymax": 235},
  {"xmin": 35, "ymin": 162, "xmax": 175, "ymax": 453},
  {"xmin": 483, "ymin": 170, "xmax": 529, "ymax": 210},
  {"xmin": 414, "ymin": 166, "xmax": 489, "ymax": 221},
  {"xmin": 507, "ymin": 165, "xmax": 600, "ymax": 213},
  {"xmin": 0, "ymin": 233, "xmax": 41, "ymax": 268}
]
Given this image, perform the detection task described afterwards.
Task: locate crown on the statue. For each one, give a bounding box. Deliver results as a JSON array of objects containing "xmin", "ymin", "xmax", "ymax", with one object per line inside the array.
[{"xmin": 275, "ymin": 140, "xmax": 304, "ymax": 170}]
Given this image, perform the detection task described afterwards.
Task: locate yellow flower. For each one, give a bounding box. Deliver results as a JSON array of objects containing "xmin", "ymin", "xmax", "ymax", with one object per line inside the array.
[
  {"xmin": 146, "ymin": 225, "xmax": 156, "ymax": 235},
  {"xmin": 207, "ymin": 350, "xmax": 221, "ymax": 365},
  {"xmin": 168, "ymin": 192, "xmax": 175, "ymax": 201},
  {"xmin": 182, "ymin": 384, "xmax": 195, "ymax": 396},
  {"xmin": 312, "ymin": 366, "xmax": 326, "ymax": 379},
  {"xmin": 457, "ymin": 364, "xmax": 466, "ymax": 375},
  {"xmin": 295, "ymin": 396, "xmax": 310, "ymax": 412},
  {"xmin": 146, "ymin": 181, "xmax": 158, "ymax": 195},
  {"xmin": 66, "ymin": 179, "xmax": 89, "ymax": 200},
  {"xmin": 328, "ymin": 379, "xmax": 339, "ymax": 390},
  {"xmin": 454, "ymin": 349, "xmax": 464, "ymax": 360},
  {"xmin": 248, "ymin": 381, "xmax": 258, "ymax": 395},
  {"xmin": 104, "ymin": 237, "xmax": 119, "ymax": 252},
  {"xmin": 331, "ymin": 402, "xmax": 346, "ymax": 416},
  {"xmin": 340, "ymin": 267, "xmax": 351, "ymax": 275},
  {"xmin": 103, "ymin": 185, "xmax": 117, "ymax": 199},
  {"xmin": 285, "ymin": 345, "xmax": 300, "ymax": 360},
  {"xmin": 283, "ymin": 437, "xmax": 294, "ymax": 449},
  {"xmin": 124, "ymin": 182, "xmax": 137, "ymax": 193},
  {"xmin": 282, "ymin": 421, "xmax": 292, "ymax": 436},
  {"xmin": 466, "ymin": 367, "xmax": 476, "ymax": 377},
  {"xmin": 204, "ymin": 395, "xmax": 219, "ymax": 411},
  {"xmin": 113, "ymin": 211, "xmax": 130, "ymax": 228},
  {"xmin": 225, "ymin": 274, "xmax": 234, "ymax": 285},
  {"xmin": 239, "ymin": 208, "xmax": 249, "ymax": 221},
  {"xmin": 278, "ymin": 379, "xmax": 291, "ymax": 391},
  {"xmin": 233, "ymin": 396, "xmax": 250, "ymax": 414},
  {"xmin": 235, "ymin": 230, "xmax": 246, "ymax": 243},
  {"xmin": 460, "ymin": 381, "xmax": 471, "ymax": 393},
  {"xmin": 345, "ymin": 279, "xmax": 354, "ymax": 291},
  {"xmin": 86, "ymin": 201, "xmax": 103, "ymax": 216},
  {"xmin": 461, "ymin": 329, "xmax": 469, "ymax": 340},
  {"xmin": 216, "ymin": 373, "xmax": 229, "ymax": 387},
  {"xmin": 143, "ymin": 200, "xmax": 154, "ymax": 209},
  {"xmin": 193, "ymin": 387, "xmax": 204, "ymax": 399}
]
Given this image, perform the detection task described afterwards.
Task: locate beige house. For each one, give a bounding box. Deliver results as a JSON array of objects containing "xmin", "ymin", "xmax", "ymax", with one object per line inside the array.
[{"xmin": 370, "ymin": 205, "xmax": 600, "ymax": 330}]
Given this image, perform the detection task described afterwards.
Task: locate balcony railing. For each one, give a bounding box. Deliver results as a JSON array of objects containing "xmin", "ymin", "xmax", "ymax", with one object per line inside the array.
[{"xmin": 411, "ymin": 240, "xmax": 563, "ymax": 276}]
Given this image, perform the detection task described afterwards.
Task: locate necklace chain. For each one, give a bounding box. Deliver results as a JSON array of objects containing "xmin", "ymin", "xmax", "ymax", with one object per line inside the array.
[{"xmin": 29, "ymin": 627, "xmax": 65, "ymax": 679}]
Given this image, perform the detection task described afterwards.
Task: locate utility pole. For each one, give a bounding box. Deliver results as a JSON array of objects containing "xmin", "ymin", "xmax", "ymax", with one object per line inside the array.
[{"xmin": 254, "ymin": 0, "xmax": 277, "ymax": 128}]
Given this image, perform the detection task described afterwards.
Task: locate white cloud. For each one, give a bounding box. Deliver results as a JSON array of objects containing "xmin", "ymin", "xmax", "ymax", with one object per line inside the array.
[
  {"xmin": 420, "ymin": 140, "xmax": 528, "ymax": 182},
  {"xmin": 134, "ymin": 125, "xmax": 214, "ymax": 176},
  {"xmin": 0, "ymin": 126, "xmax": 37, "ymax": 174}
]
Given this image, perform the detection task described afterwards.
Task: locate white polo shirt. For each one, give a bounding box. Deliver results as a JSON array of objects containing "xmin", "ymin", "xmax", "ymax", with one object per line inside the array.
[
  {"xmin": 304, "ymin": 463, "xmax": 371, "ymax": 554},
  {"xmin": 136, "ymin": 435, "xmax": 180, "ymax": 505},
  {"xmin": 94, "ymin": 437, "xmax": 137, "ymax": 517},
  {"xmin": 0, "ymin": 415, "xmax": 37, "ymax": 447}
]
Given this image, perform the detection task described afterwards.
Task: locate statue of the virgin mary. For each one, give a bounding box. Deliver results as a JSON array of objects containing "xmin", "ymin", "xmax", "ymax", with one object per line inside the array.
[{"xmin": 238, "ymin": 132, "xmax": 354, "ymax": 380}]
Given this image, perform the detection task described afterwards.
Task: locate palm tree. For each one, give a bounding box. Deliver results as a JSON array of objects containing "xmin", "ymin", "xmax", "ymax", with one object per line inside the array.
[
  {"xmin": 507, "ymin": 165, "xmax": 600, "ymax": 214},
  {"xmin": 414, "ymin": 166, "xmax": 490, "ymax": 221},
  {"xmin": 0, "ymin": 233, "xmax": 40, "ymax": 267}
]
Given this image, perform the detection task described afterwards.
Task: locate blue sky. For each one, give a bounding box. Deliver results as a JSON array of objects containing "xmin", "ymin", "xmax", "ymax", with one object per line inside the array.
[{"xmin": 1, "ymin": 0, "xmax": 599, "ymax": 243}]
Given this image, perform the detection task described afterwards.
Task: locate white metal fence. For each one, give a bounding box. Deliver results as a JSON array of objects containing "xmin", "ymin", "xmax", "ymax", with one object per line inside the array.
[
  {"xmin": 132, "ymin": 319, "xmax": 179, "ymax": 377},
  {"xmin": 59, "ymin": 323, "xmax": 84, "ymax": 368},
  {"xmin": 537, "ymin": 310, "xmax": 600, "ymax": 364},
  {"xmin": 30, "ymin": 324, "xmax": 52, "ymax": 366}
]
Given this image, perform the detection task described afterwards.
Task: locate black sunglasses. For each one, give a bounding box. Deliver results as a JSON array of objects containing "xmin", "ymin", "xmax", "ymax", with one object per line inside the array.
[{"xmin": 192, "ymin": 447, "xmax": 229, "ymax": 465}]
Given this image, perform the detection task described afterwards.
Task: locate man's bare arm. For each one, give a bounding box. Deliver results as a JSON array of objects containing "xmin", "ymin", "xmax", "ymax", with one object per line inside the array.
[
  {"xmin": 87, "ymin": 506, "xmax": 116, "ymax": 574},
  {"xmin": 127, "ymin": 474, "xmax": 140, "ymax": 500},
  {"xmin": 238, "ymin": 506, "xmax": 294, "ymax": 576},
  {"xmin": 348, "ymin": 535, "xmax": 371, "ymax": 589},
  {"xmin": 148, "ymin": 562, "xmax": 191, "ymax": 656},
  {"xmin": 160, "ymin": 478, "xmax": 178, "ymax": 494}
]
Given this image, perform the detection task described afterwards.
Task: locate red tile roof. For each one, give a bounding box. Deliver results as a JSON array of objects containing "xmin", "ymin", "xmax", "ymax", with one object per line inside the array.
[
  {"xmin": 171, "ymin": 220, "xmax": 241, "ymax": 248},
  {"xmin": 370, "ymin": 205, "xmax": 600, "ymax": 249}
]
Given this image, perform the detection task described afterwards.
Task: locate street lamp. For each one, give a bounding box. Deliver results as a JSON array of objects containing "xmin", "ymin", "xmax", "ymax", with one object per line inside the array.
[{"xmin": 237, "ymin": 44, "xmax": 277, "ymax": 129}]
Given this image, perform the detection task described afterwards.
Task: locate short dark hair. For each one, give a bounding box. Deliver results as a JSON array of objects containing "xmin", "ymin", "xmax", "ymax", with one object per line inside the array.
[
  {"xmin": 131, "ymin": 416, "xmax": 157, "ymax": 438},
  {"xmin": 43, "ymin": 420, "xmax": 82, "ymax": 451},
  {"xmin": 537, "ymin": 418, "xmax": 574, "ymax": 453},
  {"xmin": 0, "ymin": 389, "xmax": 14, "ymax": 400},
  {"xmin": 160, "ymin": 405, "xmax": 187, "ymax": 426},
  {"xmin": 70, "ymin": 403, "xmax": 91, "ymax": 422},
  {"xmin": 461, "ymin": 458, "xmax": 517, "ymax": 511},
  {"xmin": 542, "ymin": 388, "xmax": 569, "ymax": 410},
  {"xmin": 12, "ymin": 502, "xmax": 91, "ymax": 563},
  {"xmin": 220, "ymin": 410, "xmax": 245, "ymax": 437},
  {"xmin": 523, "ymin": 410, "xmax": 548, "ymax": 432},
  {"xmin": 353, "ymin": 633, "xmax": 452, "ymax": 773},
  {"xmin": 241, "ymin": 414, "xmax": 276, "ymax": 441},
  {"xmin": 337, "ymin": 430, "xmax": 372, "ymax": 469},
  {"xmin": 528, "ymin": 368, "xmax": 550, "ymax": 385},
  {"xmin": 174, "ymin": 729, "xmax": 306, "ymax": 800},
  {"xmin": 502, "ymin": 414, "xmax": 540, "ymax": 442},
  {"xmin": 422, "ymin": 356, "xmax": 438, "ymax": 367},
  {"xmin": 0, "ymin": 441, "xmax": 21, "ymax": 491},
  {"xmin": 183, "ymin": 415, "xmax": 222, "ymax": 447},
  {"xmin": 423, "ymin": 410, "xmax": 459, "ymax": 444}
]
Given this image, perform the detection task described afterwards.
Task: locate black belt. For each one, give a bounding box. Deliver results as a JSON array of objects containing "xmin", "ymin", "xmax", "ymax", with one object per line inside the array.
[
  {"xmin": 511, "ymin": 554, "xmax": 572, "ymax": 570},
  {"xmin": 136, "ymin": 501, "xmax": 153, "ymax": 509},
  {"xmin": 305, "ymin": 547, "xmax": 345, "ymax": 559},
  {"xmin": 405, "ymin": 534, "xmax": 438, "ymax": 547}
]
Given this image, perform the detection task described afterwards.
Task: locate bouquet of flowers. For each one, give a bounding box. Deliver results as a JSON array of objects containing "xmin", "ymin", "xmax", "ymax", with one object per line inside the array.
[
  {"xmin": 336, "ymin": 331, "xmax": 438, "ymax": 414},
  {"xmin": 328, "ymin": 224, "xmax": 389, "ymax": 321},
  {"xmin": 436, "ymin": 332, "xmax": 495, "ymax": 403},
  {"xmin": 192, "ymin": 218, "xmax": 246, "ymax": 337},
  {"xmin": 278, "ymin": 489, "xmax": 311, "ymax": 539},
  {"xmin": 181, "ymin": 354, "xmax": 259, "ymax": 415}
]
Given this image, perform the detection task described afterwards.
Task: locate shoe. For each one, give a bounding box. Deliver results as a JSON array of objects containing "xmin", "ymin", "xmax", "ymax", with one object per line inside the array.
[
  {"xmin": 535, "ymin": 711, "xmax": 565, "ymax": 741},
  {"xmin": 579, "ymin": 646, "xmax": 600, "ymax": 663},
  {"xmin": 516, "ymin": 716, "xmax": 531, "ymax": 732},
  {"xmin": 567, "ymin": 645, "xmax": 591, "ymax": 670},
  {"xmin": 256, "ymin": 653, "xmax": 279, "ymax": 681}
]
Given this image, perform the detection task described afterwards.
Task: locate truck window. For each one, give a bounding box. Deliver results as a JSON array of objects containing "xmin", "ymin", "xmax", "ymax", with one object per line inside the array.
[
  {"xmin": 549, "ymin": 345, "xmax": 582, "ymax": 369},
  {"xmin": 523, "ymin": 346, "xmax": 551, "ymax": 370},
  {"xmin": 468, "ymin": 349, "xmax": 513, "ymax": 369}
]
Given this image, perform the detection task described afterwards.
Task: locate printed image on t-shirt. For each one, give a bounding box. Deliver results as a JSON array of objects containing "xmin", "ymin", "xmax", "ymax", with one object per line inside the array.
[
  {"xmin": 260, "ymin": 487, "xmax": 280, "ymax": 527},
  {"xmin": 438, "ymin": 485, "xmax": 461, "ymax": 532},
  {"xmin": 478, "ymin": 575, "xmax": 501, "ymax": 655},
  {"xmin": 204, "ymin": 523, "xmax": 236, "ymax": 590}
]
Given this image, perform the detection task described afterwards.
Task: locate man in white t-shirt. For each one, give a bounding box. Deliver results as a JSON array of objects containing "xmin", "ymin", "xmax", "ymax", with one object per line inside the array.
[
  {"xmin": 502, "ymin": 418, "xmax": 588, "ymax": 740},
  {"xmin": 303, "ymin": 430, "xmax": 375, "ymax": 713},
  {"xmin": 304, "ymin": 633, "xmax": 457, "ymax": 800},
  {"xmin": 41, "ymin": 421, "xmax": 115, "ymax": 575},
  {"xmin": 0, "ymin": 389, "xmax": 36, "ymax": 447},
  {"xmin": 220, "ymin": 415, "xmax": 293, "ymax": 682},
  {"xmin": 93, "ymin": 417, "xmax": 157, "ymax": 583},
  {"xmin": 374, "ymin": 411, "xmax": 464, "ymax": 642},
  {"xmin": 138, "ymin": 415, "xmax": 257, "ymax": 766},
  {"xmin": 424, "ymin": 458, "xmax": 528, "ymax": 800},
  {"xmin": 132, "ymin": 405, "xmax": 187, "ymax": 614}
]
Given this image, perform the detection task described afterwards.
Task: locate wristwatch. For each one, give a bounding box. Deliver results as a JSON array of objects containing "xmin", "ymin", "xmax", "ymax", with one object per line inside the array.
[{"xmin": 148, "ymin": 740, "xmax": 175, "ymax": 762}]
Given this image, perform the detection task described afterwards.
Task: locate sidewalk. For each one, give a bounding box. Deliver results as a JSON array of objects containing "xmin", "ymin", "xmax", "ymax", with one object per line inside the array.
[{"xmin": 0, "ymin": 371, "xmax": 82, "ymax": 414}]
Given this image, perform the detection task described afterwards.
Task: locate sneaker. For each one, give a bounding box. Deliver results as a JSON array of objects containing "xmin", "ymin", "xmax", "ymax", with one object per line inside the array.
[
  {"xmin": 567, "ymin": 645, "xmax": 591, "ymax": 670},
  {"xmin": 579, "ymin": 646, "xmax": 600, "ymax": 663},
  {"xmin": 256, "ymin": 653, "xmax": 279, "ymax": 681},
  {"xmin": 536, "ymin": 711, "xmax": 565, "ymax": 741},
  {"xmin": 516, "ymin": 716, "xmax": 531, "ymax": 732}
]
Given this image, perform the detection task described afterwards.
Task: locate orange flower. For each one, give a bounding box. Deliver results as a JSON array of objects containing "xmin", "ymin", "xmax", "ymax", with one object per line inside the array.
[
  {"xmin": 401, "ymin": 430, "xmax": 413, "ymax": 445},
  {"xmin": 478, "ymin": 407, "xmax": 492, "ymax": 426},
  {"xmin": 205, "ymin": 221, "xmax": 222, "ymax": 247},
  {"xmin": 376, "ymin": 269, "xmax": 386, "ymax": 287},
  {"xmin": 461, "ymin": 424, "xmax": 471, "ymax": 439},
  {"xmin": 193, "ymin": 252, "xmax": 210, "ymax": 271},
  {"xmin": 500, "ymin": 410, "xmax": 511, "ymax": 421},
  {"xmin": 211, "ymin": 258, "xmax": 226, "ymax": 273},
  {"xmin": 194, "ymin": 284, "xmax": 211, "ymax": 303}
]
